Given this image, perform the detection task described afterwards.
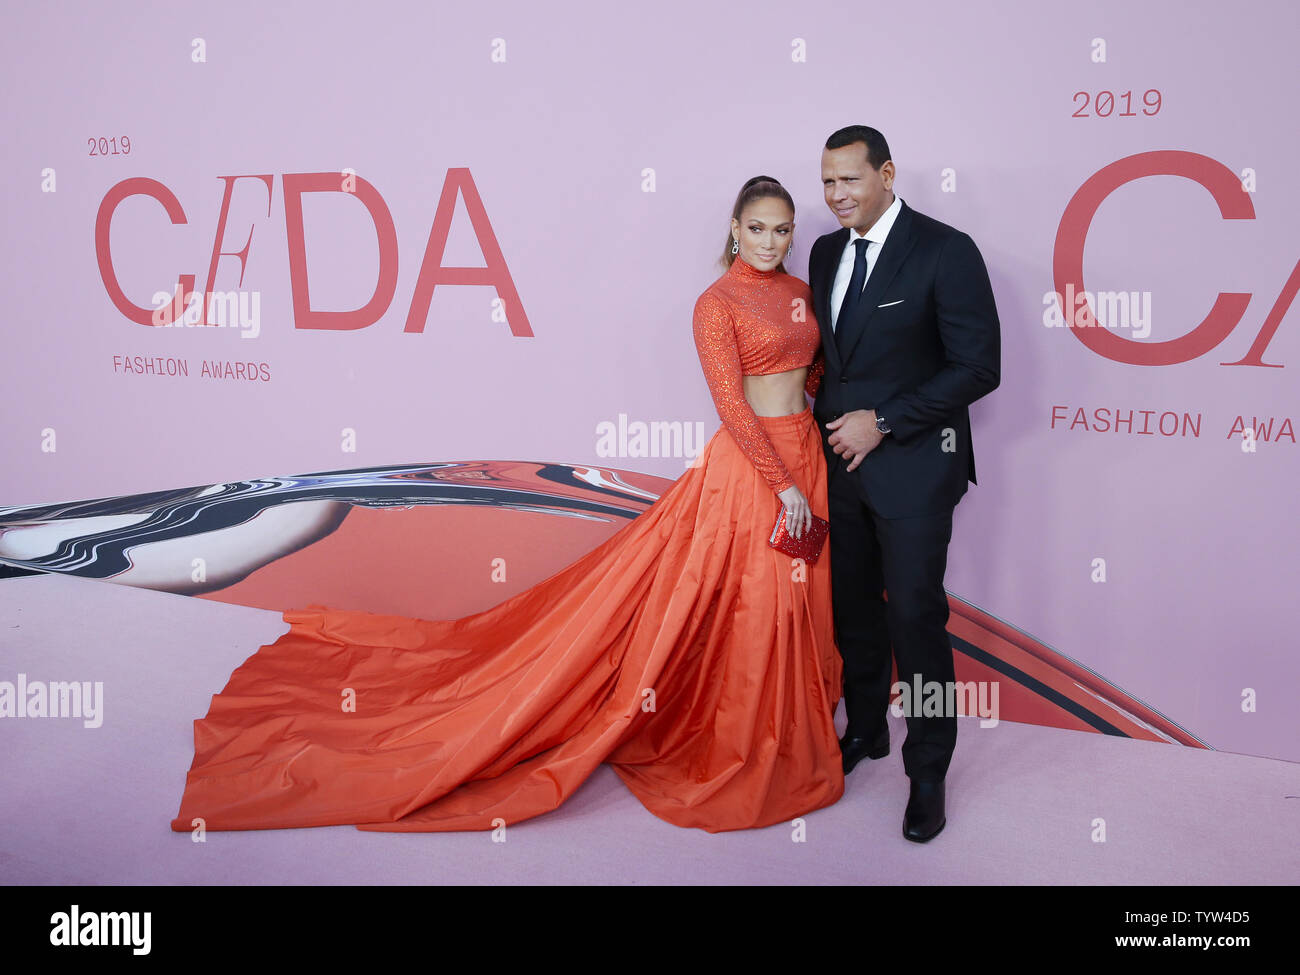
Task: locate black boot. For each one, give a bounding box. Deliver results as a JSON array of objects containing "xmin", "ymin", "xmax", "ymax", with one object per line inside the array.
[
  {"xmin": 902, "ymin": 778, "xmax": 946, "ymax": 842},
  {"xmin": 838, "ymin": 727, "xmax": 889, "ymax": 775}
]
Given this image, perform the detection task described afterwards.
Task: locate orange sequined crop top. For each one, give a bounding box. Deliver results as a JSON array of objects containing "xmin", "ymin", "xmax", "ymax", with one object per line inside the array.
[{"xmin": 692, "ymin": 254, "xmax": 826, "ymax": 495}]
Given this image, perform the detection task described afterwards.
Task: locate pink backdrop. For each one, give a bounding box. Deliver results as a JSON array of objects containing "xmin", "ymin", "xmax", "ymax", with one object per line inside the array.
[{"xmin": 2, "ymin": 0, "xmax": 1296, "ymax": 761}]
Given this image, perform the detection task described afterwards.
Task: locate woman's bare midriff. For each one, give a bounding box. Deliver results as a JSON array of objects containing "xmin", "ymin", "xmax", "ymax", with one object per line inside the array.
[{"xmin": 743, "ymin": 367, "xmax": 810, "ymax": 417}]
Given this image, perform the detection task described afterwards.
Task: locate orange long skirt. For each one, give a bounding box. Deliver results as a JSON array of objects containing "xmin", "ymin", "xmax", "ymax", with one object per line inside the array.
[{"xmin": 170, "ymin": 406, "xmax": 844, "ymax": 833}]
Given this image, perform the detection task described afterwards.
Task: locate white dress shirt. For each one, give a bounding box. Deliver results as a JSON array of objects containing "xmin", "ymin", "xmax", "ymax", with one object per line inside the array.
[{"xmin": 831, "ymin": 194, "xmax": 903, "ymax": 331}]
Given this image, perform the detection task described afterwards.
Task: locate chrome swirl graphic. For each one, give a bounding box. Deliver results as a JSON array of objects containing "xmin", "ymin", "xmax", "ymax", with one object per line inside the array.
[{"xmin": 0, "ymin": 461, "xmax": 664, "ymax": 580}]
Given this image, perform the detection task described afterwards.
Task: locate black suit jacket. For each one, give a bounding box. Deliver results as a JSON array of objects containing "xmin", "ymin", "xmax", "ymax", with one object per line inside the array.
[{"xmin": 809, "ymin": 199, "xmax": 1000, "ymax": 519}]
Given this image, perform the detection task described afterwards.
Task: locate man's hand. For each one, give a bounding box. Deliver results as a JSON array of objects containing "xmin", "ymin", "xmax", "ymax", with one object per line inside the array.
[{"xmin": 826, "ymin": 409, "xmax": 884, "ymax": 472}]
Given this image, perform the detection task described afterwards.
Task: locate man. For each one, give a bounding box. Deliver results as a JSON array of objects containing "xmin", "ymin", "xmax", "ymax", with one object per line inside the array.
[{"xmin": 808, "ymin": 125, "xmax": 1000, "ymax": 842}]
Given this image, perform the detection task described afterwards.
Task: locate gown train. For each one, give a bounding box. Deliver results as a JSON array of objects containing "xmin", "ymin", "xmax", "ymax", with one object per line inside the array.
[{"xmin": 170, "ymin": 407, "xmax": 844, "ymax": 833}]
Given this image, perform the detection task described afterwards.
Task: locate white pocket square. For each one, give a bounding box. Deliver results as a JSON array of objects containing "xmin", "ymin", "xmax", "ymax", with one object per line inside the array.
[{"xmin": 877, "ymin": 299, "xmax": 904, "ymax": 308}]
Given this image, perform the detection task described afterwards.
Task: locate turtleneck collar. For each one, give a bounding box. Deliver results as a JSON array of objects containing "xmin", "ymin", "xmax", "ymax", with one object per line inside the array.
[{"xmin": 729, "ymin": 253, "xmax": 779, "ymax": 280}]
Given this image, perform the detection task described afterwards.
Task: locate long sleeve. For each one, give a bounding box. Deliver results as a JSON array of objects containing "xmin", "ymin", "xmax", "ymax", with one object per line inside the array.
[
  {"xmin": 693, "ymin": 291, "xmax": 796, "ymax": 495},
  {"xmin": 873, "ymin": 231, "xmax": 1001, "ymax": 443},
  {"xmin": 804, "ymin": 345, "xmax": 825, "ymax": 399}
]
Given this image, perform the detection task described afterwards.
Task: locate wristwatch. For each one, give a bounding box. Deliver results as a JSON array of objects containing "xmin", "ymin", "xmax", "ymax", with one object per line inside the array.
[{"xmin": 875, "ymin": 414, "xmax": 892, "ymax": 435}]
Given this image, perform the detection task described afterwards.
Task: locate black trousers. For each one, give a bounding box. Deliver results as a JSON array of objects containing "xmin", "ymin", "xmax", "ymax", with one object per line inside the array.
[{"xmin": 825, "ymin": 451, "xmax": 957, "ymax": 782}]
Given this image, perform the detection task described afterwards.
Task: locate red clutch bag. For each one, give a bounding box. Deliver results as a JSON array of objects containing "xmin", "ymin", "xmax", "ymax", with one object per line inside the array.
[{"xmin": 768, "ymin": 505, "xmax": 830, "ymax": 564}]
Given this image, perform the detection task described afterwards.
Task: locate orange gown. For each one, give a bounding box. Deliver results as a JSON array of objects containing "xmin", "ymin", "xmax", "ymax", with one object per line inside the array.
[{"xmin": 170, "ymin": 253, "xmax": 844, "ymax": 834}]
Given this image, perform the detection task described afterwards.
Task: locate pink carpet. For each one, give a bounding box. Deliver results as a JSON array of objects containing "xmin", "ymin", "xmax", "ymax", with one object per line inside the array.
[{"xmin": 1, "ymin": 572, "xmax": 1295, "ymax": 885}]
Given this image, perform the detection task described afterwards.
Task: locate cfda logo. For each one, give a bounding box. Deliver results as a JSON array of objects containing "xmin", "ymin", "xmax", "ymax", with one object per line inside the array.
[
  {"xmin": 95, "ymin": 169, "xmax": 530, "ymax": 337},
  {"xmin": 1053, "ymin": 150, "xmax": 1295, "ymax": 368}
]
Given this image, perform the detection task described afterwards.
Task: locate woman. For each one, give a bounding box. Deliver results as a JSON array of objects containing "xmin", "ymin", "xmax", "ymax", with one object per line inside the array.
[{"xmin": 170, "ymin": 176, "xmax": 843, "ymax": 834}]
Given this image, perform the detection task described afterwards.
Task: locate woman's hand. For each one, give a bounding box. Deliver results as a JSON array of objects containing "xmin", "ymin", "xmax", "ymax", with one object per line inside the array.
[{"xmin": 777, "ymin": 485, "xmax": 813, "ymax": 539}]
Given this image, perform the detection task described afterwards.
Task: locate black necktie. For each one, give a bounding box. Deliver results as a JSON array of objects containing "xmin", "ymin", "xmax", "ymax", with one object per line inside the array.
[{"xmin": 835, "ymin": 238, "xmax": 869, "ymax": 352}]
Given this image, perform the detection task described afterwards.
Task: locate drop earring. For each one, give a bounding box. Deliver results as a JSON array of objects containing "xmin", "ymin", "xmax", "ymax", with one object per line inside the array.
[{"xmin": 731, "ymin": 238, "xmax": 738, "ymax": 255}]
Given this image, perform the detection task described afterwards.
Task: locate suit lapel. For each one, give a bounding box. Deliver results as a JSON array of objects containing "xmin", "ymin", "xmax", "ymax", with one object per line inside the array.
[
  {"xmin": 836, "ymin": 200, "xmax": 917, "ymax": 367},
  {"xmin": 815, "ymin": 227, "xmax": 849, "ymax": 375}
]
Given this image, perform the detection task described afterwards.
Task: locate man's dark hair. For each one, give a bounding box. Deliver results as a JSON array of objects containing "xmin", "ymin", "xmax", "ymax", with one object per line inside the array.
[{"xmin": 825, "ymin": 125, "xmax": 891, "ymax": 170}]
